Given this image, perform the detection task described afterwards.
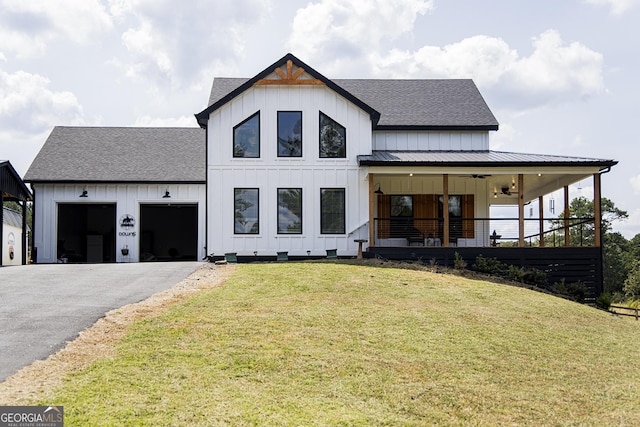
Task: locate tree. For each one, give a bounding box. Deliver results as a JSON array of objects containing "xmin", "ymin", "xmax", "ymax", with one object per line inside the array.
[
  {"xmin": 623, "ymin": 260, "xmax": 640, "ymax": 299},
  {"xmin": 603, "ymin": 232, "xmax": 633, "ymax": 294},
  {"xmin": 552, "ymin": 197, "xmax": 628, "ymax": 247}
]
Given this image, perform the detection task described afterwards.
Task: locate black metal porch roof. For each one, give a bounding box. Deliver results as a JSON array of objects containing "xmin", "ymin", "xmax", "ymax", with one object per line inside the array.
[{"xmin": 357, "ymin": 150, "xmax": 618, "ymax": 168}]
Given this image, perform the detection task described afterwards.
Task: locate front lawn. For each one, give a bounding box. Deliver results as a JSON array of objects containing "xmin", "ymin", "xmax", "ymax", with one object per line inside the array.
[{"xmin": 45, "ymin": 262, "xmax": 640, "ymax": 425}]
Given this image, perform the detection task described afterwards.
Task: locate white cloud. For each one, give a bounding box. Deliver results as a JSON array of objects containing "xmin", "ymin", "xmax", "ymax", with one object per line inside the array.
[
  {"xmin": 374, "ymin": 30, "xmax": 604, "ymax": 110},
  {"xmin": 0, "ymin": 69, "xmax": 85, "ymax": 133},
  {"xmin": 583, "ymin": 0, "xmax": 639, "ymax": 15},
  {"xmin": 288, "ymin": 0, "xmax": 434, "ymax": 74},
  {"xmin": 503, "ymin": 30, "xmax": 604, "ymax": 101},
  {"xmin": 108, "ymin": 0, "xmax": 273, "ymax": 89},
  {"xmin": 370, "ymin": 35, "xmax": 517, "ymax": 85},
  {"xmin": 289, "ymin": 2, "xmax": 604, "ymax": 111},
  {"xmin": 133, "ymin": 115, "xmax": 197, "ymax": 128},
  {"xmin": 630, "ymin": 174, "xmax": 640, "ymax": 194},
  {"xmin": 0, "ymin": 0, "xmax": 113, "ymax": 58}
]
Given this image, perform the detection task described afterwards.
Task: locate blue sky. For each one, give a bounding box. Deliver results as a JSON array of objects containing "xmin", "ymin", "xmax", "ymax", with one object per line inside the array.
[{"xmin": 1, "ymin": 0, "xmax": 638, "ymax": 236}]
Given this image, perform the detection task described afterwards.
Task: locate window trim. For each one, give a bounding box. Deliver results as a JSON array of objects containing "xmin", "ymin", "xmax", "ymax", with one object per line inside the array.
[
  {"xmin": 319, "ymin": 111, "xmax": 346, "ymax": 158},
  {"xmin": 234, "ymin": 188, "xmax": 260, "ymax": 235},
  {"xmin": 277, "ymin": 188, "xmax": 303, "ymax": 234},
  {"xmin": 320, "ymin": 188, "xmax": 346, "ymax": 235},
  {"xmin": 233, "ymin": 111, "xmax": 260, "ymax": 158},
  {"xmin": 277, "ymin": 111, "xmax": 303, "ymax": 157}
]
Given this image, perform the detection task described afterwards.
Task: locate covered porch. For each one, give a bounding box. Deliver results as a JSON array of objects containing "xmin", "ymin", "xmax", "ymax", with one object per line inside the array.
[{"xmin": 358, "ymin": 150, "xmax": 618, "ymax": 297}]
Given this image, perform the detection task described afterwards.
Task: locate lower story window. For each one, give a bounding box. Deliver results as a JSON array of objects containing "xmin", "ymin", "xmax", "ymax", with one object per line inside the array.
[
  {"xmin": 234, "ymin": 188, "xmax": 259, "ymax": 234},
  {"xmin": 278, "ymin": 188, "xmax": 302, "ymax": 234},
  {"xmin": 320, "ymin": 188, "xmax": 345, "ymax": 234}
]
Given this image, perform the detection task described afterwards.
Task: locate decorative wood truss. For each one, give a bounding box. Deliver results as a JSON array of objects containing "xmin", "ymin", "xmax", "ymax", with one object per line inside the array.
[{"xmin": 256, "ymin": 60, "xmax": 324, "ymax": 86}]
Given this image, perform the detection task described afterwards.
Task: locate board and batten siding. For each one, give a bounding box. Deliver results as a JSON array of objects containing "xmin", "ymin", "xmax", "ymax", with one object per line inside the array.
[
  {"xmin": 206, "ymin": 84, "xmax": 373, "ymax": 257},
  {"xmin": 373, "ymin": 131, "xmax": 489, "ymax": 151},
  {"xmin": 2, "ymin": 222, "xmax": 22, "ymax": 266},
  {"xmin": 32, "ymin": 183, "xmax": 206, "ymax": 263}
]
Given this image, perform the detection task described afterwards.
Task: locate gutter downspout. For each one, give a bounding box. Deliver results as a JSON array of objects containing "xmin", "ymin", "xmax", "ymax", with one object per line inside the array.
[{"xmin": 204, "ymin": 126, "xmax": 209, "ymax": 260}]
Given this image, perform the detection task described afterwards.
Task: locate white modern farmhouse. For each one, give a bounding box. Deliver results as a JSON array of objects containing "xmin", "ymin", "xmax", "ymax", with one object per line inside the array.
[{"xmin": 25, "ymin": 53, "xmax": 617, "ymax": 295}]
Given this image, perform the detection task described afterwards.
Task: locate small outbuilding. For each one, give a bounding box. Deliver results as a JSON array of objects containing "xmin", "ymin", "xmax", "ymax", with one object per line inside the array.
[{"xmin": 1, "ymin": 160, "xmax": 32, "ymax": 266}]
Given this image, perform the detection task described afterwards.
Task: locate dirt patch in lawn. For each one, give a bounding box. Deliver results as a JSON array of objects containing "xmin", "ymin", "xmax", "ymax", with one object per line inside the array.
[{"xmin": 0, "ymin": 263, "xmax": 234, "ymax": 405}]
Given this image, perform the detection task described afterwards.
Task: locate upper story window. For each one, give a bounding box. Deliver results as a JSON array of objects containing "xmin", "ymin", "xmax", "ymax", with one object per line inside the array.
[
  {"xmin": 234, "ymin": 188, "xmax": 259, "ymax": 234},
  {"xmin": 233, "ymin": 112, "xmax": 260, "ymax": 158},
  {"xmin": 277, "ymin": 188, "xmax": 302, "ymax": 234},
  {"xmin": 277, "ymin": 111, "xmax": 302, "ymax": 157},
  {"xmin": 319, "ymin": 112, "xmax": 346, "ymax": 158}
]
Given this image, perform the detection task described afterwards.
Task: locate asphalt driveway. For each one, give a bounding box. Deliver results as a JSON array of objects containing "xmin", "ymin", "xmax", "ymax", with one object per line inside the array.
[{"xmin": 0, "ymin": 262, "xmax": 202, "ymax": 382}]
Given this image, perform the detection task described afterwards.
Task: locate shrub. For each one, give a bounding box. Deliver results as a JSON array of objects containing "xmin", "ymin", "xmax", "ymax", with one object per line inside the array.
[
  {"xmin": 596, "ymin": 292, "xmax": 612, "ymax": 310},
  {"xmin": 552, "ymin": 279, "xmax": 586, "ymax": 302},
  {"xmin": 453, "ymin": 252, "xmax": 467, "ymax": 270},
  {"xmin": 473, "ymin": 255, "xmax": 506, "ymax": 276},
  {"xmin": 508, "ymin": 265, "xmax": 526, "ymax": 282},
  {"xmin": 522, "ymin": 268, "xmax": 548, "ymax": 288},
  {"xmin": 566, "ymin": 281, "xmax": 587, "ymax": 303}
]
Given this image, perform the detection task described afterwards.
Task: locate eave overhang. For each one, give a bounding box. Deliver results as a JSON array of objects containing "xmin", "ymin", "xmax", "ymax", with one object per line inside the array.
[{"xmin": 357, "ymin": 150, "xmax": 618, "ymax": 170}]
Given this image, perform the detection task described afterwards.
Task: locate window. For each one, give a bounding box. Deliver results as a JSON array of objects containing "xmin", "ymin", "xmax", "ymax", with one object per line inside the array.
[
  {"xmin": 277, "ymin": 111, "xmax": 302, "ymax": 157},
  {"xmin": 233, "ymin": 112, "xmax": 260, "ymax": 158},
  {"xmin": 319, "ymin": 112, "xmax": 346, "ymax": 158},
  {"xmin": 234, "ymin": 188, "xmax": 259, "ymax": 234},
  {"xmin": 390, "ymin": 195, "xmax": 413, "ymax": 237},
  {"xmin": 277, "ymin": 188, "xmax": 302, "ymax": 233},
  {"xmin": 321, "ymin": 188, "xmax": 345, "ymax": 234}
]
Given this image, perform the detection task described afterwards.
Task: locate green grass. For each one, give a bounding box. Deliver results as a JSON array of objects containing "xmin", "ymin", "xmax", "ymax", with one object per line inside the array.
[{"xmin": 45, "ymin": 262, "xmax": 640, "ymax": 426}]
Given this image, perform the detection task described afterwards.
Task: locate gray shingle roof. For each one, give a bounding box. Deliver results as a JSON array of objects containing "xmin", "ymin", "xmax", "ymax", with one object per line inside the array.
[
  {"xmin": 3, "ymin": 207, "xmax": 23, "ymax": 228},
  {"xmin": 357, "ymin": 151, "xmax": 618, "ymax": 168},
  {"xmin": 204, "ymin": 77, "xmax": 499, "ymax": 130},
  {"xmin": 24, "ymin": 127, "xmax": 205, "ymax": 183}
]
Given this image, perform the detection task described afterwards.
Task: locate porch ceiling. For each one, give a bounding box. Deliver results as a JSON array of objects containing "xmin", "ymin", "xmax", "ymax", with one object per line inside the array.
[
  {"xmin": 362, "ymin": 150, "xmax": 616, "ymax": 204},
  {"xmin": 368, "ymin": 170, "xmax": 600, "ymax": 205}
]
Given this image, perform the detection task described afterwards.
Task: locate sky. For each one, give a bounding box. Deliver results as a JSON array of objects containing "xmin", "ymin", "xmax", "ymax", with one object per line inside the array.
[{"xmin": 0, "ymin": 0, "xmax": 639, "ymax": 237}]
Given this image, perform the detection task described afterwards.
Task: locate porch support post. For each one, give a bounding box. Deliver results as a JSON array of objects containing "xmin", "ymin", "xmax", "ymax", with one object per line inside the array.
[
  {"xmin": 594, "ymin": 173, "xmax": 602, "ymax": 248},
  {"xmin": 538, "ymin": 195, "xmax": 545, "ymax": 247},
  {"xmin": 443, "ymin": 174, "xmax": 449, "ymax": 247},
  {"xmin": 22, "ymin": 200, "xmax": 28, "ymax": 265},
  {"xmin": 518, "ymin": 174, "xmax": 524, "ymax": 247},
  {"xmin": 564, "ymin": 185, "xmax": 570, "ymax": 247},
  {"xmin": 368, "ymin": 174, "xmax": 375, "ymax": 247}
]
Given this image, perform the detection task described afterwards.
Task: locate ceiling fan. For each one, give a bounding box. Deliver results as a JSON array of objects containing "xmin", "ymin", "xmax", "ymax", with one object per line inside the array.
[
  {"xmin": 461, "ymin": 174, "xmax": 491, "ymax": 179},
  {"xmin": 501, "ymin": 186, "xmax": 513, "ymax": 195}
]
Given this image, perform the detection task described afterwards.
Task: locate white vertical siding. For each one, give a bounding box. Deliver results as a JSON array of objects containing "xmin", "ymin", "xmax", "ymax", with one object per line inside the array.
[
  {"xmin": 207, "ymin": 84, "xmax": 372, "ymax": 256},
  {"xmin": 373, "ymin": 131, "xmax": 489, "ymax": 151},
  {"xmin": 32, "ymin": 183, "xmax": 206, "ymax": 263},
  {"xmin": 2, "ymin": 224, "xmax": 22, "ymax": 266}
]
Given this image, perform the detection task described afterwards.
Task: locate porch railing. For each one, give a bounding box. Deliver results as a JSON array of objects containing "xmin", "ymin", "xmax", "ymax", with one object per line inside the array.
[{"xmin": 373, "ymin": 217, "xmax": 596, "ymax": 248}]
